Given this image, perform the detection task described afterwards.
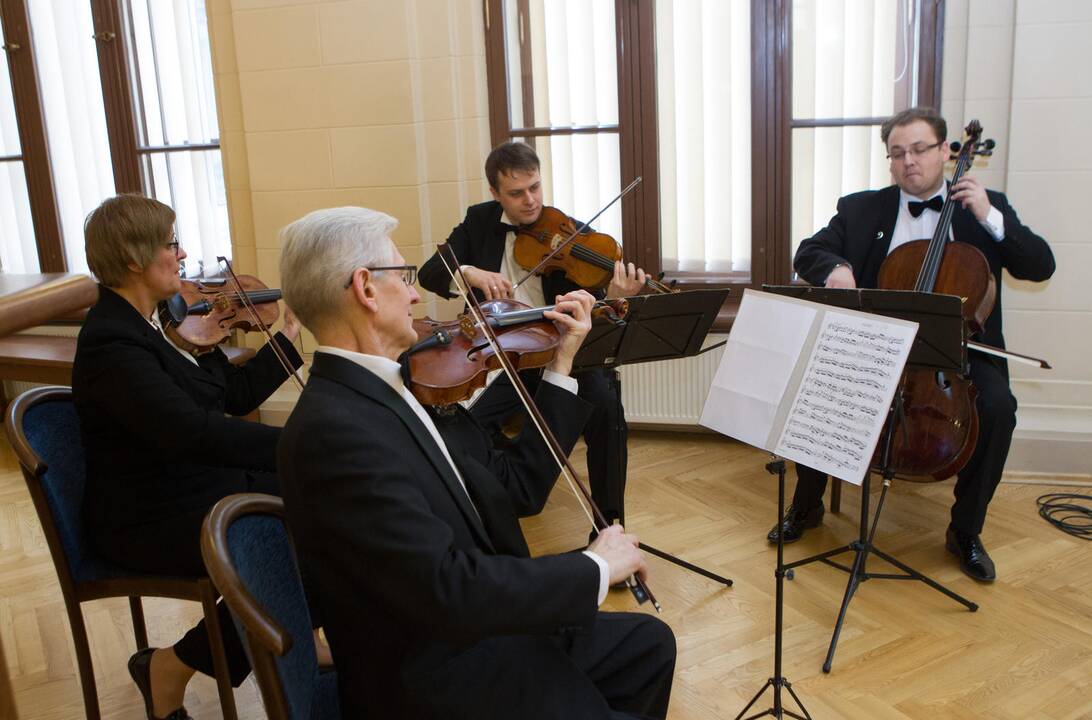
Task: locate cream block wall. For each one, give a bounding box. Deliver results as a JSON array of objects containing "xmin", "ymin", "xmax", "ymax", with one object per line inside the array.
[
  {"xmin": 944, "ymin": 0, "xmax": 1092, "ymax": 475},
  {"xmin": 207, "ymin": 0, "xmax": 492, "ymax": 361}
]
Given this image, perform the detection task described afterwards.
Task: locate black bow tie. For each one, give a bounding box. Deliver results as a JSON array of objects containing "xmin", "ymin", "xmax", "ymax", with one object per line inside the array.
[
  {"xmin": 908, "ymin": 195, "xmax": 943, "ymax": 218},
  {"xmin": 500, "ymin": 222, "xmax": 519, "ymax": 234}
]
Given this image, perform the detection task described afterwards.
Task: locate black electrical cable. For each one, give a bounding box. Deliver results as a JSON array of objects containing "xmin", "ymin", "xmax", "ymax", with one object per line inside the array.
[{"xmin": 1036, "ymin": 493, "xmax": 1092, "ymax": 540}]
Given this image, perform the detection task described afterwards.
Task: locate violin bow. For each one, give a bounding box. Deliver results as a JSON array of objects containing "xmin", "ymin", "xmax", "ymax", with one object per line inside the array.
[
  {"xmin": 512, "ymin": 176, "xmax": 644, "ymax": 290},
  {"xmin": 216, "ymin": 256, "xmax": 306, "ymax": 392},
  {"xmin": 438, "ymin": 243, "xmax": 660, "ymax": 612}
]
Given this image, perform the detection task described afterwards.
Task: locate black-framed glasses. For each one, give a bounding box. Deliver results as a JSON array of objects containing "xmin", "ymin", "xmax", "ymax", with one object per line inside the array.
[
  {"xmin": 343, "ymin": 265, "xmax": 418, "ymax": 289},
  {"xmin": 886, "ymin": 140, "xmax": 944, "ymax": 162},
  {"xmin": 165, "ymin": 239, "xmax": 181, "ymax": 257}
]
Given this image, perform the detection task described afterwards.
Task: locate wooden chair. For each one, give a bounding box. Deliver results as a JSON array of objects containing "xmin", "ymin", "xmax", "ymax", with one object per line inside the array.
[
  {"xmin": 4, "ymin": 386, "xmax": 237, "ymax": 720},
  {"xmin": 202, "ymin": 494, "xmax": 338, "ymax": 720}
]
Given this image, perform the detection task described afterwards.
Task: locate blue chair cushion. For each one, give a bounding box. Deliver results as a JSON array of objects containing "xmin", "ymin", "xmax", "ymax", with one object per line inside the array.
[
  {"xmin": 21, "ymin": 399, "xmax": 94, "ymax": 580},
  {"xmin": 227, "ymin": 514, "xmax": 338, "ymax": 719}
]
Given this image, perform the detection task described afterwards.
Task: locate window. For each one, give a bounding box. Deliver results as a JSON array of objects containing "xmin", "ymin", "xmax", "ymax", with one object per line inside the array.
[
  {"xmin": 0, "ymin": 0, "xmax": 229, "ymax": 278},
  {"xmin": 488, "ymin": 0, "xmax": 624, "ymax": 241},
  {"xmin": 0, "ymin": 16, "xmax": 37, "ymax": 273},
  {"xmin": 483, "ymin": 0, "xmax": 944, "ymax": 315}
]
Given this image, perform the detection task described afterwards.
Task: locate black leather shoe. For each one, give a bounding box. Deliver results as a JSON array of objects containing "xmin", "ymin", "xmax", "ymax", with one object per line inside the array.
[
  {"xmin": 767, "ymin": 502, "xmax": 824, "ymax": 544},
  {"xmin": 128, "ymin": 648, "xmax": 194, "ymax": 720},
  {"xmin": 946, "ymin": 527, "xmax": 996, "ymax": 582}
]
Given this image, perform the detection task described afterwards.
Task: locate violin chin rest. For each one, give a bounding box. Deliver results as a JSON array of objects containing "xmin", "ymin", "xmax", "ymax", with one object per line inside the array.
[{"xmin": 163, "ymin": 293, "xmax": 188, "ymax": 324}]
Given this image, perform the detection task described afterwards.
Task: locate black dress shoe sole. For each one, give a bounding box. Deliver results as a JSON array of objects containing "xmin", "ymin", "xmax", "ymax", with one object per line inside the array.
[{"xmin": 945, "ymin": 540, "xmax": 996, "ymax": 583}]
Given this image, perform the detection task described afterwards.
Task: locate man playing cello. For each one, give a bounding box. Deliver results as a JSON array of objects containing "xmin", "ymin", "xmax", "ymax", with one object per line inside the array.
[{"xmin": 769, "ymin": 108, "xmax": 1055, "ymax": 582}]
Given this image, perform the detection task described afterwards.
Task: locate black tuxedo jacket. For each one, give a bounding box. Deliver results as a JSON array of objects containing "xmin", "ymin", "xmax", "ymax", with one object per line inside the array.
[
  {"xmin": 419, "ymin": 200, "xmax": 604, "ymax": 303},
  {"xmin": 278, "ymin": 352, "xmax": 599, "ymax": 718},
  {"xmin": 72, "ymin": 285, "xmax": 302, "ymax": 533},
  {"xmin": 794, "ymin": 185, "xmax": 1055, "ymax": 351}
]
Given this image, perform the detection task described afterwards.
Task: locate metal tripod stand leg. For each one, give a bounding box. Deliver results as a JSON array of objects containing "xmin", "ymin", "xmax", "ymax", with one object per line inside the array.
[
  {"xmin": 639, "ymin": 543, "xmax": 733, "ymax": 586},
  {"xmin": 784, "ymin": 388, "xmax": 979, "ymax": 674},
  {"xmin": 734, "ymin": 458, "xmax": 811, "ymax": 720},
  {"xmin": 819, "ymin": 473, "xmax": 978, "ymax": 673}
]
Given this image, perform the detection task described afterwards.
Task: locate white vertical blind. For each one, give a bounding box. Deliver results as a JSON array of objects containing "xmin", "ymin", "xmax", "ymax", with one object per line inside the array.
[
  {"xmin": 504, "ymin": 0, "xmax": 622, "ymax": 241},
  {"xmin": 0, "ymin": 22, "xmax": 37, "ymax": 273},
  {"xmin": 656, "ymin": 0, "xmax": 751, "ymax": 274},
  {"xmin": 790, "ymin": 0, "xmax": 913, "ymax": 260},
  {"xmin": 127, "ymin": 0, "xmax": 230, "ymax": 277},
  {"xmin": 28, "ymin": 0, "xmax": 116, "ymax": 274}
]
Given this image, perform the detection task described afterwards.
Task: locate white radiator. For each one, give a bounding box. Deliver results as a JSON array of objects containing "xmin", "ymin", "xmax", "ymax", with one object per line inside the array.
[{"xmin": 618, "ymin": 334, "xmax": 727, "ymax": 427}]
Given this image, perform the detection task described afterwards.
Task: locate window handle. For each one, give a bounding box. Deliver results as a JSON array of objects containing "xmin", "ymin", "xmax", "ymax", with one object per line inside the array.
[
  {"xmin": 93, "ymin": 31, "xmax": 116, "ymax": 42},
  {"xmin": 2, "ymin": 43, "xmax": 20, "ymax": 52}
]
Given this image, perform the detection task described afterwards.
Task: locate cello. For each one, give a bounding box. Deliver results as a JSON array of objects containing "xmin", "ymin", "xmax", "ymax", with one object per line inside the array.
[{"xmin": 873, "ymin": 120, "xmax": 995, "ymax": 481}]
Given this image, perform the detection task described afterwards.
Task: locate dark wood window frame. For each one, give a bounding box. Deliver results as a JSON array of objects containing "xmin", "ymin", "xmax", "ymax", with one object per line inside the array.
[
  {"xmin": 483, "ymin": 0, "xmax": 944, "ymax": 327},
  {"xmin": 0, "ymin": 0, "xmax": 223, "ymax": 273}
]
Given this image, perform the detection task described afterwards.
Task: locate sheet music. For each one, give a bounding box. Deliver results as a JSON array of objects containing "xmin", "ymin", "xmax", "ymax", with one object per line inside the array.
[
  {"xmin": 698, "ymin": 292, "xmax": 817, "ymax": 450},
  {"xmin": 699, "ymin": 289, "xmax": 917, "ymax": 485},
  {"xmin": 774, "ymin": 312, "xmax": 915, "ymax": 483}
]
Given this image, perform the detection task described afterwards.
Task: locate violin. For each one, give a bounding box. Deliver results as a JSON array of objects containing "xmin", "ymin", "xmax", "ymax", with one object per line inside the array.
[
  {"xmin": 159, "ymin": 275, "xmax": 284, "ymax": 355},
  {"xmin": 874, "ymin": 120, "xmax": 996, "ymax": 481},
  {"xmin": 434, "ymin": 248, "xmax": 658, "ymax": 610},
  {"xmin": 513, "ymin": 206, "xmax": 675, "ymax": 295},
  {"xmin": 404, "ymin": 297, "xmax": 628, "ymax": 407}
]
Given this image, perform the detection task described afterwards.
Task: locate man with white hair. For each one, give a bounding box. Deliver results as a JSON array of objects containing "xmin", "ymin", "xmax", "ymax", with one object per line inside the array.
[{"xmin": 276, "ymin": 206, "xmax": 676, "ymax": 719}]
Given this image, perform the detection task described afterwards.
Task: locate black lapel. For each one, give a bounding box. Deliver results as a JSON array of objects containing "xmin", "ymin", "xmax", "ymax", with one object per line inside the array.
[
  {"xmin": 481, "ymin": 202, "xmax": 508, "ymax": 273},
  {"xmin": 309, "ymin": 352, "xmax": 496, "ymax": 552},
  {"xmin": 96, "ymin": 286, "xmax": 225, "ymax": 389},
  {"xmin": 449, "ymin": 449, "xmax": 530, "ymax": 557},
  {"xmin": 949, "ymin": 197, "xmax": 984, "ymax": 250},
  {"xmin": 860, "ymin": 186, "xmax": 901, "ymax": 287}
]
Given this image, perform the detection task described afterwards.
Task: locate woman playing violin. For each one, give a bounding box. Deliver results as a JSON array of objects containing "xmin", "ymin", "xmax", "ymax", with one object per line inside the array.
[
  {"xmin": 72, "ymin": 194, "xmax": 317, "ymax": 720},
  {"xmin": 419, "ymin": 141, "xmax": 646, "ymax": 530}
]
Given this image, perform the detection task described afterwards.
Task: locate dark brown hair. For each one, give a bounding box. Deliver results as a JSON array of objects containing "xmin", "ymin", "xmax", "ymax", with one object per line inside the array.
[
  {"xmin": 880, "ymin": 107, "xmax": 947, "ymax": 147},
  {"xmin": 84, "ymin": 194, "xmax": 176, "ymax": 287},
  {"xmin": 484, "ymin": 141, "xmax": 540, "ymax": 189}
]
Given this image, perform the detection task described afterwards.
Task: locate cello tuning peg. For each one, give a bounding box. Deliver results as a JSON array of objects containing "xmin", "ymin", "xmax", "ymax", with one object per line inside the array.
[{"xmin": 949, "ymin": 140, "xmax": 962, "ymax": 153}]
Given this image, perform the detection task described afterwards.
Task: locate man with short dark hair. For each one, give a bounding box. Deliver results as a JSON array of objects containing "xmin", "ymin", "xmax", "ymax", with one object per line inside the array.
[
  {"xmin": 770, "ymin": 108, "xmax": 1055, "ymax": 582},
  {"xmin": 419, "ymin": 141, "xmax": 649, "ymax": 530}
]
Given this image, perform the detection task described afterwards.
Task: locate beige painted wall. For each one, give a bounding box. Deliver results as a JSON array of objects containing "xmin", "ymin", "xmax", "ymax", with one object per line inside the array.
[
  {"xmin": 944, "ymin": 0, "xmax": 1091, "ymax": 475},
  {"xmin": 206, "ymin": 0, "xmax": 491, "ymax": 356}
]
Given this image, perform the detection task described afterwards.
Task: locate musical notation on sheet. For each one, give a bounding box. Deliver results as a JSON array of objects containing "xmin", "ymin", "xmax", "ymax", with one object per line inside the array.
[{"xmin": 774, "ymin": 313, "xmax": 915, "ymax": 481}]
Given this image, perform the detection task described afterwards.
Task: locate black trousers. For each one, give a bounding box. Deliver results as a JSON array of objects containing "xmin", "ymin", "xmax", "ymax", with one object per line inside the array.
[
  {"xmin": 403, "ymin": 612, "xmax": 676, "ymax": 719},
  {"xmin": 791, "ymin": 355, "xmax": 1017, "ymax": 536},
  {"xmin": 471, "ymin": 367, "xmax": 629, "ymax": 524},
  {"xmin": 95, "ymin": 472, "xmax": 284, "ymax": 686}
]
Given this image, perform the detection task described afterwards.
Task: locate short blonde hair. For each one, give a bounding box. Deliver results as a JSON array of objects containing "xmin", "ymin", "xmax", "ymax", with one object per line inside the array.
[
  {"xmin": 279, "ymin": 207, "xmax": 399, "ymax": 332},
  {"xmin": 84, "ymin": 195, "xmax": 176, "ymax": 287}
]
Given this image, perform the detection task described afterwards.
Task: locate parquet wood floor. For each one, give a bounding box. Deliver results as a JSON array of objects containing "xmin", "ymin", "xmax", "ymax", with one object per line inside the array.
[{"xmin": 1, "ymin": 430, "xmax": 1089, "ymax": 719}]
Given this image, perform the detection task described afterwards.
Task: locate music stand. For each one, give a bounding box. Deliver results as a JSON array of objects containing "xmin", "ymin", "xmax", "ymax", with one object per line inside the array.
[
  {"xmin": 734, "ymin": 455, "xmax": 812, "ymax": 720},
  {"xmin": 573, "ymin": 288, "xmax": 731, "ymax": 370},
  {"xmin": 763, "ymin": 285, "xmax": 979, "ymax": 673},
  {"xmin": 573, "ymin": 288, "xmax": 735, "ymax": 589}
]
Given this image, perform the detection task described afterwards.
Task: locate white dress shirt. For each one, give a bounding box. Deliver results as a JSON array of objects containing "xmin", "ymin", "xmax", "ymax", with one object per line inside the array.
[
  {"xmin": 888, "ymin": 183, "xmax": 1006, "ymax": 255},
  {"xmin": 450, "ymin": 212, "xmax": 547, "ymax": 307},
  {"xmin": 149, "ymin": 309, "xmax": 199, "ymax": 366},
  {"xmin": 314, "ymin": 346, "xmax": 609, "ymax": 604}
]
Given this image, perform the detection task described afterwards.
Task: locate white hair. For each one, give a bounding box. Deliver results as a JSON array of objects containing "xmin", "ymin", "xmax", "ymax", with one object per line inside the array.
[{"xmin": 279, "ymin": 206, "xmax": 399, "ymax": 332}]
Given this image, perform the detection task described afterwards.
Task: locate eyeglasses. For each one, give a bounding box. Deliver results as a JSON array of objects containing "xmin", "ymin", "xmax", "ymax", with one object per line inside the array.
[
  {"xmin": 165, "ymin": 239, "xmax": 182, "ymax": 257},
  {"xmin": 343, "ymin": 265, "xmax": 418, "ymax": 289},
  {"xmin": 886, "ymin": 140, "xmax": 944, "ymax": 162}
]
